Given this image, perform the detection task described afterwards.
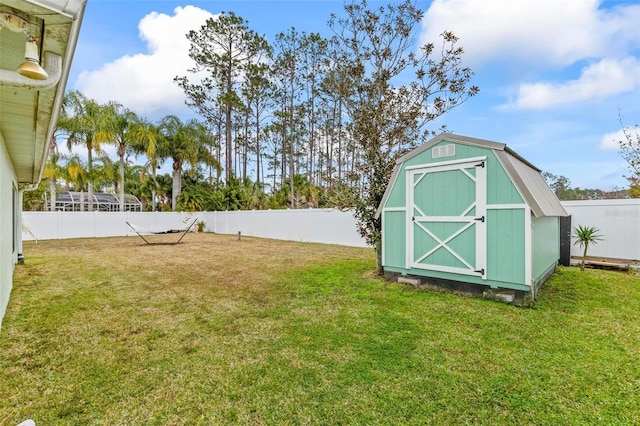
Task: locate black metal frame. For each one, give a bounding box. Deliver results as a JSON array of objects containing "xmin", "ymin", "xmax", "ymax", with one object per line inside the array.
[{"xmin": 126, "ymin": 218, "xmax": 198, "ymax": 245}]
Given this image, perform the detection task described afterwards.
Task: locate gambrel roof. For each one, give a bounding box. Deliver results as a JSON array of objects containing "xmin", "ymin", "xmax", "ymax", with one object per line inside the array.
[{"xmin": 376, "ymin": 133, "xmax": 568, "ymax": 219}]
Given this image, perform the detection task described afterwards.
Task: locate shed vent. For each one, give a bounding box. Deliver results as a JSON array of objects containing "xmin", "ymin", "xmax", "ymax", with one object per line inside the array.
[{"xmin": 432, "ymin": 144, "xmax": 455, "ymax": 159}]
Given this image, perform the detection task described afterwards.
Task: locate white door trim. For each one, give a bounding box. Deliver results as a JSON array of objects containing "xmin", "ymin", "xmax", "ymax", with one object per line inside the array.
[{"xmin": 407, "ymin": 157, "xmax": 487, "ymax": 279}]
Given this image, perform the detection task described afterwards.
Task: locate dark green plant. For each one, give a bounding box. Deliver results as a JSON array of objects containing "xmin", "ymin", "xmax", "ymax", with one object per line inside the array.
[{"xmin": 573, "ymin": 225, "xmax": 604, "ymax": 271}]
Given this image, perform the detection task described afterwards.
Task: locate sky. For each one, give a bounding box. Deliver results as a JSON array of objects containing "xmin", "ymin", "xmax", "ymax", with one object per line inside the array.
[{"xmin": 66, "ymin": 0, "xmax": 640, "ymax": 191}]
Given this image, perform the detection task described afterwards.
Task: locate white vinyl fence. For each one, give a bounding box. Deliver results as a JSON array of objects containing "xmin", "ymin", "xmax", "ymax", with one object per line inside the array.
[
  {"xmin": 21, "ymin": 209, "xmax": 368, "ymax": 248},
  {"xmin": 21, "ymin": 199, "xmax": 640, "ymax": 261},
  {"xmin": 562, "ymin": 199, "xmax": 640, "ymax": 262}
]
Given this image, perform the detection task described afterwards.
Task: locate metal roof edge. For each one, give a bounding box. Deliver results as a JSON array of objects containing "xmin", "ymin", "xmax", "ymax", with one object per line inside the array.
[
  {"xmin": 495, "ymin": 150, "xmax": 544, "ymax": 217},
  {"xmin": 496, "ymin": 150, "xmax": 568, "ymax": 217}
]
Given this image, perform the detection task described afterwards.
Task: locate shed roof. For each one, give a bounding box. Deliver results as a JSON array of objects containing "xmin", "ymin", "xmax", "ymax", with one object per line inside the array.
[{"xmin": 376, "ymin": 133, "xmax": 568, "ymax": 218}]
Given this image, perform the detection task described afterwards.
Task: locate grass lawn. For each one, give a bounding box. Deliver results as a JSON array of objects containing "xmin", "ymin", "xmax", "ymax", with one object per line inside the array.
[{"xmin": 1, "ymin": 234, "xmax": 639, "ymax": 425}]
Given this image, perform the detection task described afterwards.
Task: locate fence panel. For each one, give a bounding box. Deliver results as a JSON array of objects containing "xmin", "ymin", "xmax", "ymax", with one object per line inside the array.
[
  {"xmin": 561, "ymin": 200, "xmax": 640, "ymax": 262},
  {"xmin": 23, "ymin": 202, "xmax": 637, "ymax": 260},
  {"xmin": 22, "ymin": 209, "xmax": 368, "ymax": 248}
]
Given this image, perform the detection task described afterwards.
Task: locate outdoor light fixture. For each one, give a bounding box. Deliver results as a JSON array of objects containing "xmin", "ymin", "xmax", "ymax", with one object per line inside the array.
[
  {"xmin": 17, "ymin": 37, "xmax": 48, "ymax": 80},
  {"xmin": 0, "ymin": 10, "xmax": 48, "ymax": 81}
]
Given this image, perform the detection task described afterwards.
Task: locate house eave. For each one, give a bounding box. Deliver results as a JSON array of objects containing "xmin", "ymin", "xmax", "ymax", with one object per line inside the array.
[{"xmin": 0, "ymin": 0, "xmax": 86, "ymax": 184}]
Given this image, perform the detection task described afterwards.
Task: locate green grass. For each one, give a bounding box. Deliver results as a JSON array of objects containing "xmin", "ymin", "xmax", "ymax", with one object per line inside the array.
[{"xmin": 1, "ymin": 234, "xmax": 639, "ymax": 425}]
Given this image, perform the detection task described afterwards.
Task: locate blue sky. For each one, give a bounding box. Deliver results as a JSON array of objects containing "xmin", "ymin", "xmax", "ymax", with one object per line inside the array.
[{"xmin": 67, "ymin": 0, "xmax": 640, "ymax": 190}]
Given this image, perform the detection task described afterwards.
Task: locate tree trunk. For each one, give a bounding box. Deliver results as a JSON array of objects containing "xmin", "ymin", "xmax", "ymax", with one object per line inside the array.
[
  {"xmin": 243, "ymin": 111, "xmax": 249, "ymax": 181},
  {"xmin": 375, "ymin": 240, "xmax": 383, "ymax": 275},
  {"xmin": 255, "ymin": 101, "xmax": 261, "ymax": 186},
  {"xmin": 87, "ymin": 145, "xmax": 94, "ymax": 212},
  {"xmin": 217, "ymin": 120, "xmax": 222, "ymax": 184},
  {"xmin": 289, "ymin": 83, "xmax": 295, "ymax": 208},
  {"xmin": 151, "ymin": 164, "xmax": 157, "ymax": 211},
  {"xmin": 118, "ymin": 149, "xmax": 125, "ymax": 212},
  {"xmin": 225, "ymin": 69, "xmax": 233, "ymax": 181},
  {"xmin": 49, "ymin": 178, "xmax": 56, "ymax": 212},
  {"xmin": 281, "ymin": 117, "xmax": 286, "ymax": 189},
  {"xmin": 172, "ymin": 161, "xmax": 181, "ymax": 211},
  {"xmin": 337, "ymin": 98, "xmax": 343, "ymax": 182},
  {"xmin": 581, "ymin": 243, "xmax": 589, "ymax": 271}
]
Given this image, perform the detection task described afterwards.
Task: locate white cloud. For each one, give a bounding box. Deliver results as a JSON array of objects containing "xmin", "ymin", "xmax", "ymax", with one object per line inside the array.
[
  {"xmin": 420, "ymin": 0, "xmax": 640, "ymax": 67},
  {"xmin": 76, "ymin": 6, "xmax": 215, "ymax": 120},
  {"xmin": 600, "ymin": 128, "xmax": 631, "ymax": 151},
  {"xmin": 510, "ymin": 57, "xmax": 640, "ymax": 110}
]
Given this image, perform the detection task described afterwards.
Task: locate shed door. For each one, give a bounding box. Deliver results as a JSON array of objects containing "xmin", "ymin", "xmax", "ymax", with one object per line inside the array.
[{"xmin": 407, "ymin": 157, "xmax": 487, "ymax": 279}]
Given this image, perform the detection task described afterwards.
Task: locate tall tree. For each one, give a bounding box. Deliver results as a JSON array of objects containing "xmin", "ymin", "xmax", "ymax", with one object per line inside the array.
[
  {"xmin": 43, "ymin": 134, "xmax": 63, "ymax": 211},
  {"xmin": 273, "ymin": 27, "xmax": 305, "ymax": 207},
  {"xmin": 176, "ymin": 11, "xmax": 270, "ymax": 181},
  {"xmin": 542, "ymin": 172, "xmax": 574, "ymax": 200},
  {"xmin": 157, "ymin": 115, "xmax": 207, "ymax": 210},
  {"xmin": 328, "ymin": 0, "xmax": 479, "ymax": 272},
  {"xmin": 64, "ymin": 154, "xmax": 89, "ymax": 210},
  {"xmin": 241, "ymin": 61, "xmax": 274, "ymax": 186},
  {"xmin": 300, "ymin": 33, "xmax": 328, "ymax": 186},
  {"xmin": 101, "ymin": 103, "xmax": 157, "ymax": 211},
  {"xmin": 615, "ymin": 115, "xmax": 640, "ymax": 197},
  {"xmin": 58, "ymin": 90, "xmax": 111, "ymax": 212},
  {"xmin": 130, "ymin": 119, "xmax": 162, "ymax": 211}
]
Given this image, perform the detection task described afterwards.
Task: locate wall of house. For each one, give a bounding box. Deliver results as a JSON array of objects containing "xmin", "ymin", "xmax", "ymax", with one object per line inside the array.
[{"xmin": 0, "ymin": 134, "xmax": 18, "ymax": 331}]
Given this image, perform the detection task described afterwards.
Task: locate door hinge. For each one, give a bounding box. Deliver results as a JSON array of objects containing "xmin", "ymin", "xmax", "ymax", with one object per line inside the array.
[
  {"xmin": 475, "ymin": 161, "xmax": 485, "ymax": 168},
  {"xmin": 474, "ymin": 269, "xmax": 485, "ymax": 275},
  {"xmin": 411, "ymin": 216, "xmax": 415, "ymax": 222},
  {"xmin": 474, "ymin": 216, "xmax": 485, "ymax": 222}
]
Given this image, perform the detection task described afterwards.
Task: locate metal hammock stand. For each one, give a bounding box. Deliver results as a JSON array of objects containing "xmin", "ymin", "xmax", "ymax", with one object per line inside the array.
[{"xmin": 126, "ymin": 218, "xmax": 198, "ymax": 245}]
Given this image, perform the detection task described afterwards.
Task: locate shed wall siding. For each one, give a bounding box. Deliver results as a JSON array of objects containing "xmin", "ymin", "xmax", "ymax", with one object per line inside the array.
[
  {"xmin": 382, "ymin": 211, "xmax": 406, "ymax": 269},
  {"xmin": 385, "ymin": 172, "xmax": 406, "ymax": 208},
  {"xmin": 486, "ymin": 209, "xmax": 526, "ymax": 285},
  {"xmin": 532, "ymin": 215, "xmax": 560, "ymax": 284},
  {"xmin": 1, "ymin": 134, "xmax": 17, "ymax": 330},
  {"xmin": 403, "ymin": 141, "xmax": 524, "ymax": 205}
]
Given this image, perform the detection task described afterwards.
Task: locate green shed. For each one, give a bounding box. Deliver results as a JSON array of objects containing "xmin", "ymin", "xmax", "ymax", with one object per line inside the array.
[{"xmin": 376, "ymin": 133, "xmax": 568, "ymax": 298}]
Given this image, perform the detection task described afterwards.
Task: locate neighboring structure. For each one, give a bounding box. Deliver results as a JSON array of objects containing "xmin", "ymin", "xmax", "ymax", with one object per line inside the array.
[
  {"xmin": 0, "ymin": 0, "xmax": 86, "ymax": 330},
  {"xmin": 376, "ymin": 133, "xmax": 568, "ymax": 299},
  {"xmin": 50, "ymin": 191, "xmax": 143, "ymax": 212},
  {"xmin": 563, "ymin": 199, "xmax": 640, "ymax": 268}
]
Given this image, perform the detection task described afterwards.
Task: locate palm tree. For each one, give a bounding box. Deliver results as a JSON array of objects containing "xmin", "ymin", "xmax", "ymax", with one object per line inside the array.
[
  {"xmin": 101, "ymin": 103, "xmax": 157, "ymax": 211},
  {"xmin": 43, "ymin": 136, "xmax": 64, "ymax": 211},
  {"xmin": 92, "ymin": 155, "xmax": 117, "ymax": 194},
  {"xmin": 58, "ymin": 91, "xmax": 111, "ymax": 212},
  {"xmin": 65, "ymin": 154, "xmax": 89, "ymax": 211},
  {"xmin": 157, "ymin": 115, "xmax": 208, "ymax": 210},
  {"xmin": 131, "ymin": 120, "xmax": 160, "ymax": 210},
  {"xmin": 573, "ymin": 225, "xmax": 604, "ymax": 271}
]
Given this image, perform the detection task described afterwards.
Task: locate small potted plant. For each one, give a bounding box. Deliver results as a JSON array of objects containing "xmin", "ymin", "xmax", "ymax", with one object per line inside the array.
[{"xmin": 196, "ymin": 221, "xmax": 206, "ymax": 233}]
